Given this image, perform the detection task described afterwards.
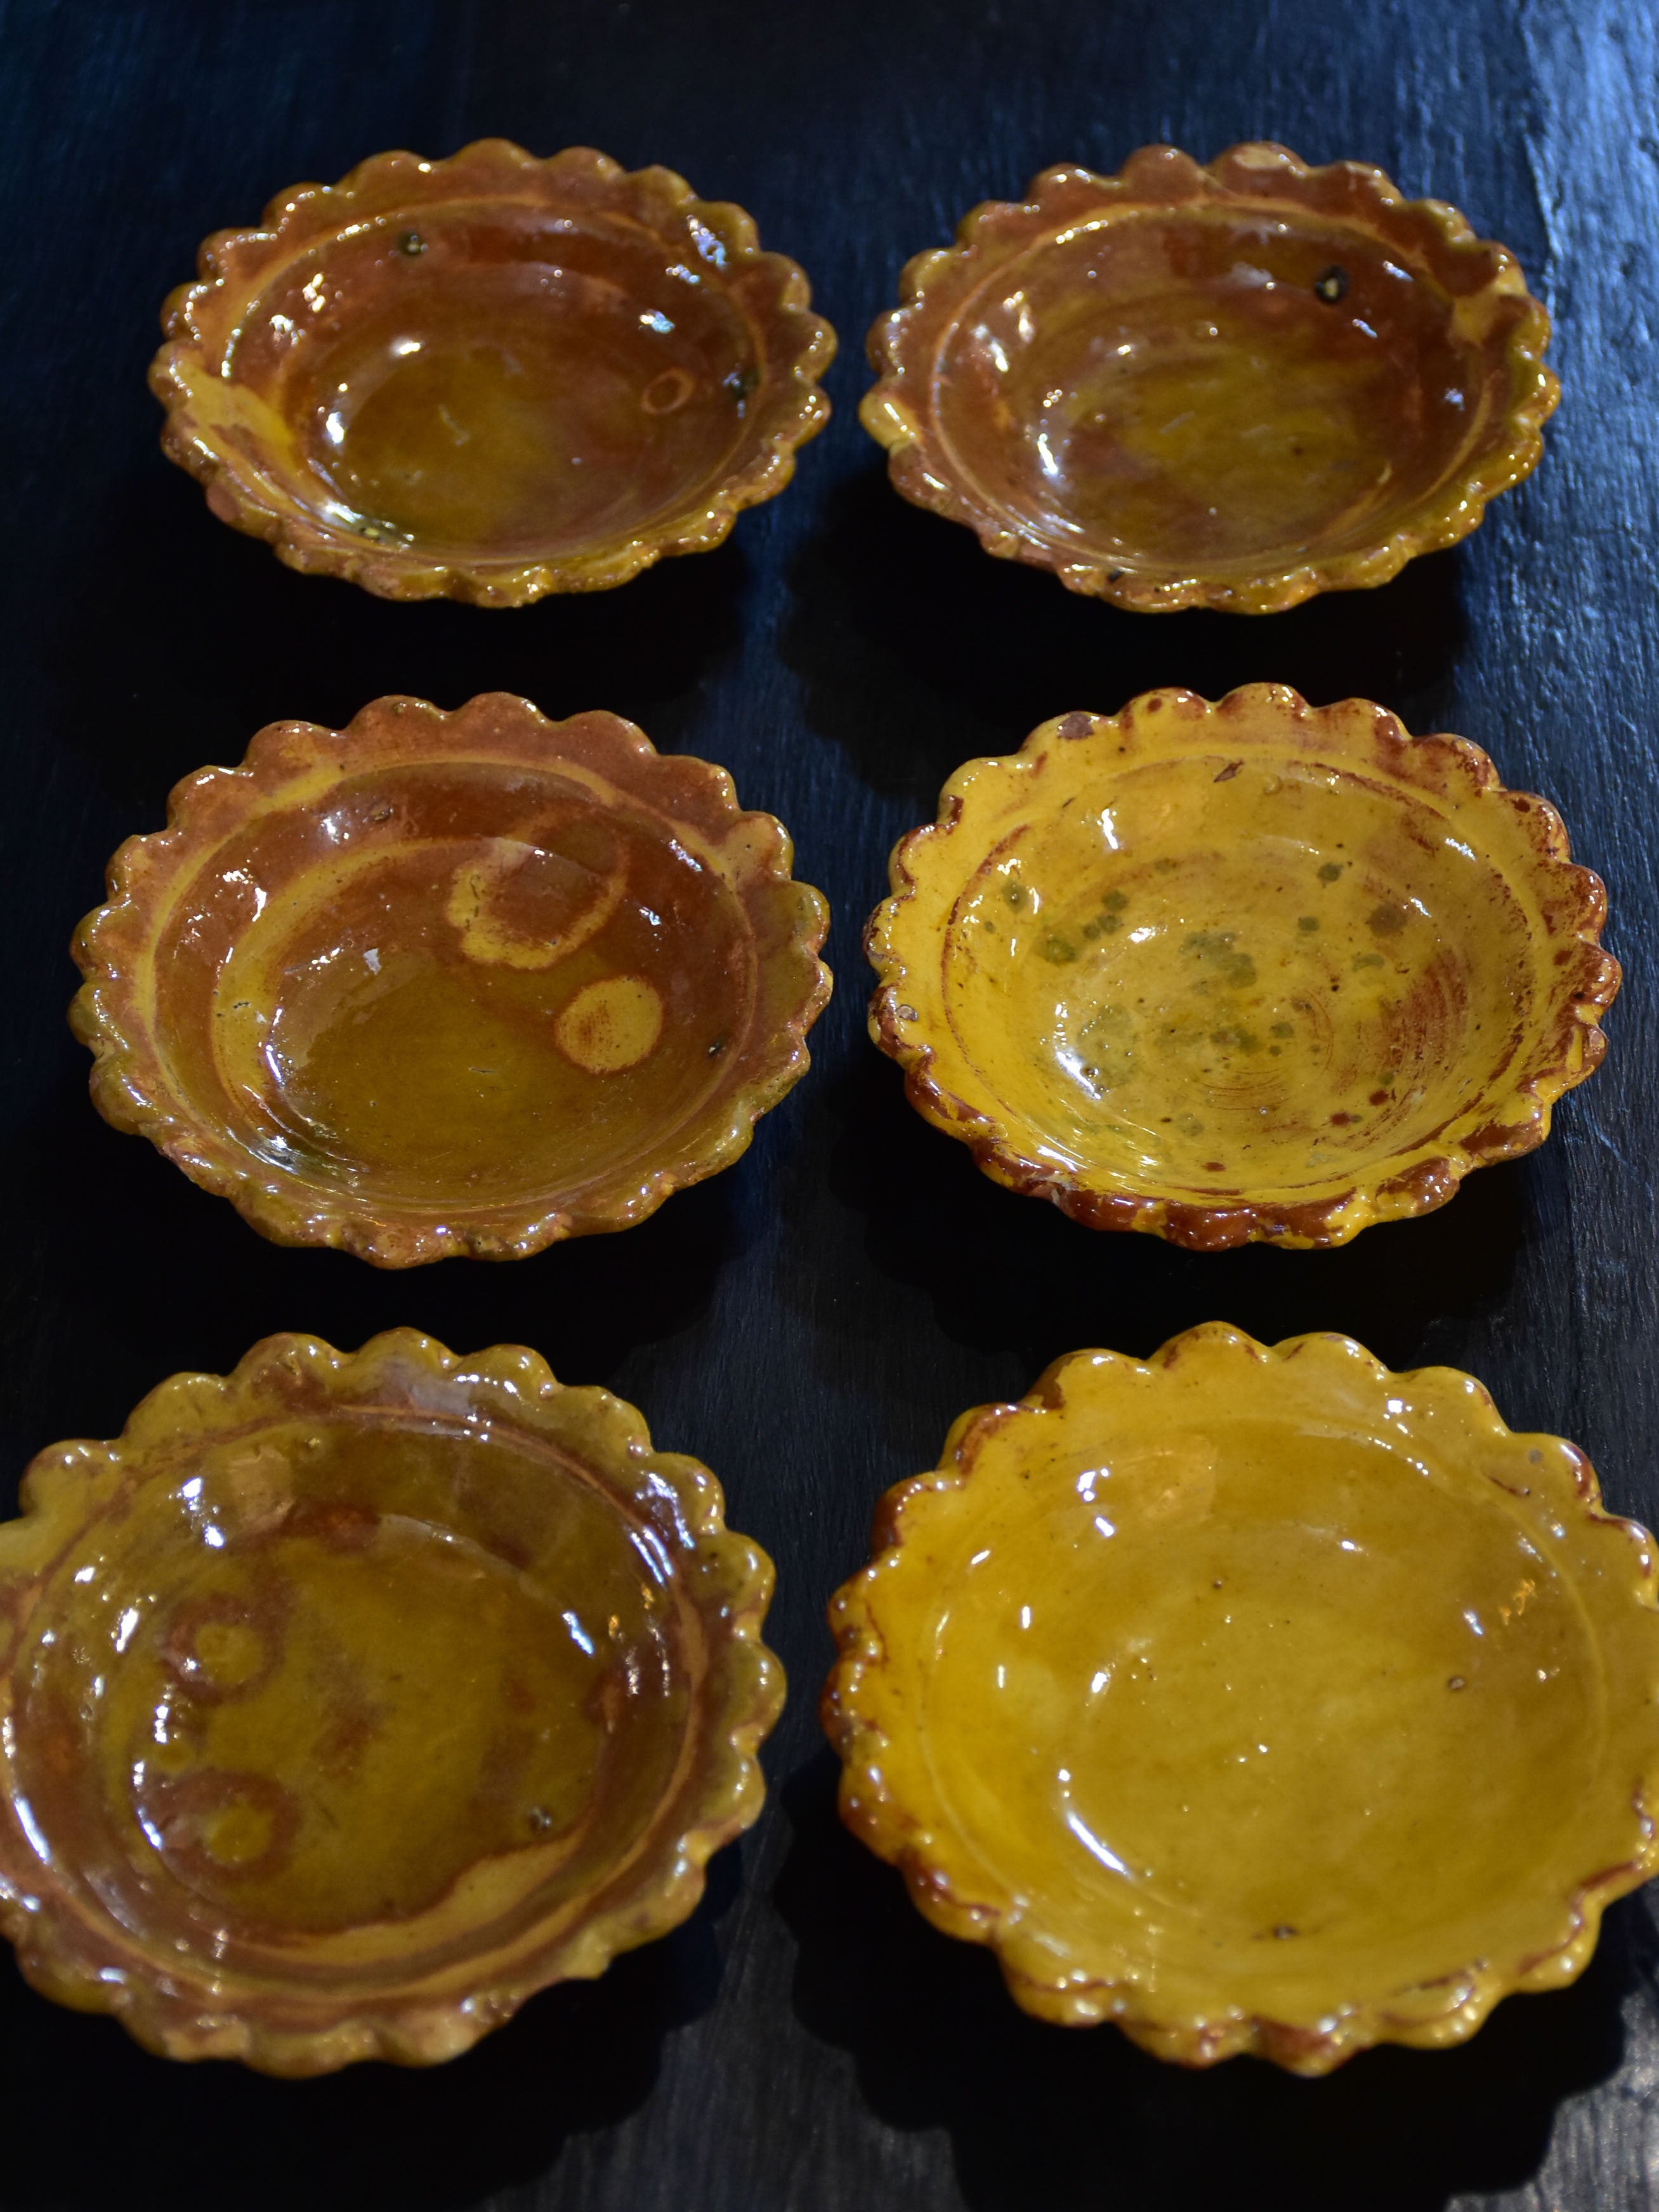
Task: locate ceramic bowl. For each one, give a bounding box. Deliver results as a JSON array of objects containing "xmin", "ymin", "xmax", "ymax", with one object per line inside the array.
[
  {"xmin": 151, "ymin": 140, "xmax": 835, "ymax": 603},
  {"xmin": 862, "ymin": 143, "xmax": 1556, "ymax": 613},
  {"xmin": 823, "ymin": 1324, "xmax": 1659, "ymax": 2072},
  {"xmin": 73, "ymin": 692, "xmax": 830, "ymax": 1265},
  {"xmin": 0, "ymin": 1329, "xmax": 782, "ymax": 2074},
  {"xmin": 867, "ymin": 684, "xmax": 1615, "ymax": 1249}
]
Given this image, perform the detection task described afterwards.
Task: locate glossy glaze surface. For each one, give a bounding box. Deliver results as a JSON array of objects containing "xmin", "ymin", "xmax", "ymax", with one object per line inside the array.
[
  {"xmin": 823, "ymin": 1326, "xmax": 1659, "ymax": 2071},
  {"xmin": 867, "ymin": 685, "xmax": 1616, "ymax": 1248},
  {"xmin": 0, "ymin": 1331, "xmax": 782, "ymax": 2073},
  {"xmin": 72, "ymin": 694, "xmax": 831, "ymax": 1264},
  {"xmin": 152, "ymin": 142, "xmax": 835, "ymax": 602},
  {"xmin": 862, "ymin": 143, "xmax": 1556, "ymax": 612}
]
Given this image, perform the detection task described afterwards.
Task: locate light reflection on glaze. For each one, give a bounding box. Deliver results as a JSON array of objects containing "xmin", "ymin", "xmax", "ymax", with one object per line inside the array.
[
  {"xmin": 827, "ymin": 1331, "xmax": 1659, "ymax": 2061},
  {"xmin": 4, "ymin": 1414, "xmax": 692, "ymax": 1954},
  {"xmin": 933, "ymin": 213, "xmax": 1483, "ymax": 575},
  {"xmin": 237, "ymin": 218, "xmax": 757, "ymax": 564},
  {"xmin": 926, "ymin": 1415, "xmax": 1597, "ymax": 1933}
]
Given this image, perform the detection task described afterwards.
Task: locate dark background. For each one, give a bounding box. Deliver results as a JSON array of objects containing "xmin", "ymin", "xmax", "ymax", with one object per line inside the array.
[{"xmin": 3, "ymin": 0, "xmax": 1657, "ymax": 2205}]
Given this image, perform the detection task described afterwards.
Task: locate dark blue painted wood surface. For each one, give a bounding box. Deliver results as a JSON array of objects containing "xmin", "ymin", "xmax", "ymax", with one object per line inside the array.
[{"xmin": 1, "ymin": 0, "xmax": 1656, "ymax": 2204}]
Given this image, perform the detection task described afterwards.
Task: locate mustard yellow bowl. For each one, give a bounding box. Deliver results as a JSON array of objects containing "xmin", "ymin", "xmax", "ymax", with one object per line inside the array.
[
  {"xmin": 151, "ymin": 140, "xmax": 835, "ymax": 604},
  {"xmin": 823, "ymin": 1325, "xmax": 1659, "ymax": 2073},
  {"xmin": 861, "ymin": 142, "xmax": 1555, "ymax": 613},
  {"xmin": 866, "ymin": 685, "xmax": 1616, "ymax": 1249},
  {"xmin": 72, "ymin": 693, "xmax": 830, "ymax": 1266},
  {"xmin": 0, "ymin": 1330, "xmax": 782, "ymax": 2074}
]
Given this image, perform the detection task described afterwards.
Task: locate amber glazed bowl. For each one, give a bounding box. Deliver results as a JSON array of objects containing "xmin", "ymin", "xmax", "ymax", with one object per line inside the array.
[
  {"xmin": 0, "ymin": 1329, "xmax": 782, "ymax": 2073},
  {"xmin": 73, "ymin": 693, "xmax": 830, "ymax": 1265},
  {"xmin": 151, "ymin": 140, "xmax": 835, "ymax": 603},
  {"xmin": 862, "ymin": 142, "xmax": 1556, "ymax": 612},
  {"xmin": 867, "ymin": 685, "xmax": 1615, "ymax": 1249},
  {"xmin": 824, "ymin": 1324, "xmax": 1659, "ymax": 2072}
]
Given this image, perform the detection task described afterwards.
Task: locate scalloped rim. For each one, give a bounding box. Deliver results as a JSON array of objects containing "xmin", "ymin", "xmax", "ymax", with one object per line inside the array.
[
  {"xmin": 860, "ymin": 142, "xmax": 1558, "ymax": 613},
  {"xmin": 151, "ymin": 140, "xmax": 836, "ymax": 604},
  {"xmin": 71, "ymin": 692, "xmax": 832, "ymax": 1265},
  {"xmin": 0, "ymin": 1327, "xmax": 784, "ymax": 2074},
  {"xmin": 865, "ymin": 683, "xmax": 1618, "ymax": 1250},
  {"xmin": 822, "ymin": 1324, "xmax": 1659, "ymax": 2072}
]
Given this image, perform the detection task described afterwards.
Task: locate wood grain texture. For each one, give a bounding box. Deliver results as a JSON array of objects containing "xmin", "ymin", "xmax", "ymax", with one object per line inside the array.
[{"xmin": 1, "ymin": 0, "xmax": 1656, "ymax": 2204}]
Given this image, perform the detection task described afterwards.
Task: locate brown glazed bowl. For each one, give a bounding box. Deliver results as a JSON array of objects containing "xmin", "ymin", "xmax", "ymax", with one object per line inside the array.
[
  {"xmin": 862, "ymin": 143, "xmax": 1556, "ymax": 612},
  {"xmin": 72, "ymin": 693, "xmax": 831, "ymax": 1265},
  {"xmin": 867, "ymin": 685, "xmax": 1616, "ymax": 1249},
  {"xmin": 151, "ymin": 140, "xmax": 835, "ymax": 603},
  {"xmin": 0, "ymin": 1330, "xmax": 782, "ymax": 2073},
  {"xmin": 823, "ymin": 1326, "xmax": 1659, "ymax": 2071}
]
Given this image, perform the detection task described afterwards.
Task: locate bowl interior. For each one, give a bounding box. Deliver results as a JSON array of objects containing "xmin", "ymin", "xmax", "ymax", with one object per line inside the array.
[
  {"xmin": 8, "ymin": 1411, "xmax": 696, "ymax": 1975},
  {"xmin": 229, "ymin": 203, "xmax": 759, "ymax": 560},
  {"xmin": 152, "ymin": 759, "xmax": 756, "ymax": 1212},
  {"xmin": 939, "ymin": 751, "xmax": 1535, "ymax": 1201},
  {"xmin": 914, "ymin": 1410, "xmax": 1607, "ymax": 2005},
  {"xmin": 933, "ymin": 210, "xmax": 1492, "ymax": 573}
]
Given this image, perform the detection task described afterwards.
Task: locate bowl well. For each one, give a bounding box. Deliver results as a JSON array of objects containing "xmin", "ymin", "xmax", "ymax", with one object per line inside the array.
[
  {"xmin": 823, "ymin": 1326, "xmax": 1659, "ymax": 2070},
  {"xmin": 866, "ymin": 685, "xmax": 1615, "ymax": 1249},
  {"xmin": 862, "ymin": 143, "xmax": 1556, "ymax": 612},
  {"xmin": 152, "ymin": 141, "xmax": 835, "ymax": 603},
  {"xmin": 73, "ymin": 694, "xmax": 831, "ymax": 1264},
  {"xmin": 0, "ymin": 1331, "xmax": 782, "ymax": 2073}
]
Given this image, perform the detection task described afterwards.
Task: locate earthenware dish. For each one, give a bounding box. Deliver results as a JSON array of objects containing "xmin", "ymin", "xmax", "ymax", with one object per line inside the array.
[
  {"xmin": 862, "ymin": 142, "xmax": 1556, "ymax": 612},
  {"xmin": 823, "ymin": 1324, "xmax": 1659, "ymax": 2071},
  {"xmin": 73, "ymin": 692, "xmax": 831, "ymax": 1265},
  {"xmin": 0, "ymin": 1329, "xmax": 782, "ymax": 2074},
  {"xmin": 151, "ymin": 140, "xmax": 835, "ymax": 603},
  {"xmin": 867, "ymin": 684, "xmax": 1615, "ymax": 1249}
]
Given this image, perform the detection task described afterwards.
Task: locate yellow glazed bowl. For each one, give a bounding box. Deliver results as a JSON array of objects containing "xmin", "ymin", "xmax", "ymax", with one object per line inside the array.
[
  {"xmin": 823, "ymin": 1325, "xmax": 1659, "ymax": 2072},
  {"xmin": 867, "ymin": 685, "xmax": 1616, "ymax": 1249},
  {"xmin": 151, "ymin": 141, "xmax": 835, "ymax": 604},
  {"xmin": 72, "ymin": 692, "xmax": 831, "ymax": 1266},
  {"xmin": 861, "ymin": 142, "xmax": 1555, "ymax": 612},
  {"xmin": 0, "ymin": 1330, "xmax": 782, "ymax": 2074}
]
